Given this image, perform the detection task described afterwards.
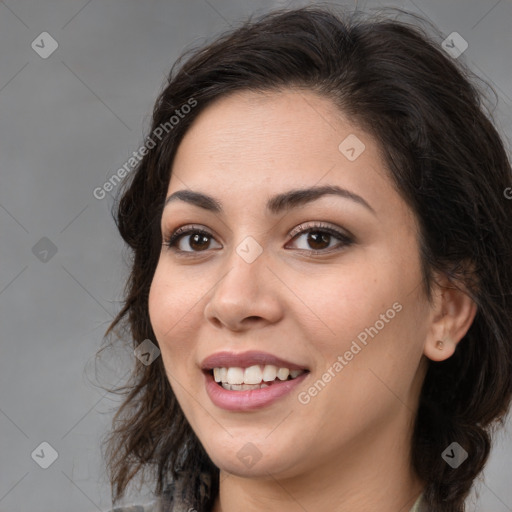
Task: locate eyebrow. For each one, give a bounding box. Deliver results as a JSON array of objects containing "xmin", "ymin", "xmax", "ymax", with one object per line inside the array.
[{"xmin": 164, "ymin": 185, "xmax": 376, "ymax": 216}]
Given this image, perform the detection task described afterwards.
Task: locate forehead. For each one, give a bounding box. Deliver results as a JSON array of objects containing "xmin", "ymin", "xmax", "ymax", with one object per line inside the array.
[
  {"xmin": 175, "ymin": 89, "xmax": 351, "ymax": 165},
  {"xmin": 168, "ymin": 89, "xmax": 409, "ymax": 225},
  {"xmin": 174, "ymin": 90, "xmax": 371, "ymax": 175}
]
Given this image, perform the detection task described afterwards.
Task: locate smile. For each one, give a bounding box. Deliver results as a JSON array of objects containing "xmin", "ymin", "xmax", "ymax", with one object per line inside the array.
[
  {"xmin": 201, "ymin": 350, "xmax": 310, "ymax": 411},
  {"xmin": 213, "ymin": 365, "xmax": 306, "ymax": 390}
]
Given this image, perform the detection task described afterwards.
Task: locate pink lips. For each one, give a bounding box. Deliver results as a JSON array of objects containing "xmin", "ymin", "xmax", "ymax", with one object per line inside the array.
[
  {"xmin": 200, "ymin": 350, "xmax": 308, "ymax": 371},
  {"xmin": 200, "ymin": 350, "xmax": 309, "ymax": 411},
  {"xmin": 204, "ymin": 370, "xmax": 309, "ymax": 411}
]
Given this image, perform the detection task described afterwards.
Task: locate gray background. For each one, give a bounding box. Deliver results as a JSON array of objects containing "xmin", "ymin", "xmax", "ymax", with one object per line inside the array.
[{"xmin": 1, "ymin": 0, "xmax": 511, "ymax": 511}]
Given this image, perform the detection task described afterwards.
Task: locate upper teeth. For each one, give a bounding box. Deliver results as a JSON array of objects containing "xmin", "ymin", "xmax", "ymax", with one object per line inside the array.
[{"xmin": 213, "ymin": 365, "xmax": 304, "ymax": 385}]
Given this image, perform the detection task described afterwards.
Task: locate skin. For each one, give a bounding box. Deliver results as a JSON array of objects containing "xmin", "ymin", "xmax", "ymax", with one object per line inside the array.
[{"xmin": 148, "ymin": 89, "xmax": 477, "ymax": 512}]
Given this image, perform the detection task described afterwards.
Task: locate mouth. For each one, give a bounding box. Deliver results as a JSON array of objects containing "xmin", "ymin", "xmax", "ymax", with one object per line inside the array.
[
  {"xmin": 206, "ymin": 365, "xmax": 308, "ymax": 391},
  {"xmin": 200, "ymin": 351, "xmax": 310, "ymax": 411}
]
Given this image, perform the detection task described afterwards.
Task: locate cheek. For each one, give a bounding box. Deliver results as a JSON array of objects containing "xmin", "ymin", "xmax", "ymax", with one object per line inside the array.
[
  {"xmin": 148, "ymin": 262, "xmax": 198, "ymax": 365},
  {"xmin": 306, "ymin": 260, "xmax": 404, "ymax": 351},
  {"xmin": 307, "ymin": 248, "xmax": 425, "ymax": 385},
  {"xmin": 149, "ymin": 260, "xmax": 198, "ymax": 332},
  {"xmin": 148, "ymin": 264, "xmax": 203, "ymax": 415},
  {"xmin": 148, "ymin": 265, "xmax": 172, "ymax": 339}
]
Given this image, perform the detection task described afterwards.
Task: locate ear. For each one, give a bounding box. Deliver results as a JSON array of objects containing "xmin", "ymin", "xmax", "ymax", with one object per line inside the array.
[{"xmin": 424, "ymin": 274, "xmax": 477, "ymax": 362}]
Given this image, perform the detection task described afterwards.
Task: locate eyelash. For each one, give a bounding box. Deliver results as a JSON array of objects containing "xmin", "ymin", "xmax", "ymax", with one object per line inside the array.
[{"xmin": 162, "ymin": 222, "xmax": 354, "ymax": 257}]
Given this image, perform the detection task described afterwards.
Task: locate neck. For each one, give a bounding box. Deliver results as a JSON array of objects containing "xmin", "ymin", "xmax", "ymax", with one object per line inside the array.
[{"xmin": 212, "ymin": 409, "xmax": 424, "ymax": 512}]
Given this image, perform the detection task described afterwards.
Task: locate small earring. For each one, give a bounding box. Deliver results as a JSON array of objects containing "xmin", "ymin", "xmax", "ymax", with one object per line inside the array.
[{"xmin": 436, "ymin": 340, "xmax": 444, "ymax": 350}]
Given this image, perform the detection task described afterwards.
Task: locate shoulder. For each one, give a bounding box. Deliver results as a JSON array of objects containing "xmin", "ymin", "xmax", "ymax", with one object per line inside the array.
[
  {"xmin": 103, "ymin": 503, "xmax": 159, "ymax": 512},
  {"xmin": 410, "ymin": 493, "xmax": 425, "ymax": 512},
  {"xmin": 102, "ymin": 470, "xmax": 213, "ymax": 512}
]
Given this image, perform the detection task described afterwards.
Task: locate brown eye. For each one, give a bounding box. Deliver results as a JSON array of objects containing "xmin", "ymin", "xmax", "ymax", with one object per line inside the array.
[
  {"xmin": 288, "ymin": 224, "xmax": 353, "ymax": 253},
  {"xmin": 305, "ymin": 231, "xmax": 332, "ymax": 250},
  {"xmin": 165, "ymin": 228, "xmax": 221, "ymax": 253},
  {"xmin": 186, "ymin": 232, "xmax": 211, "ymax": 251}
]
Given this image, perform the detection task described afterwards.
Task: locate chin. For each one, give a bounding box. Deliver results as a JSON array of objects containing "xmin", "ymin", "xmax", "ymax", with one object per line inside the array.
[
  {"xmin": 203, "ymin": 438, "xmax": 302, "ymax": 479},
  {"xmin": 214, "ymin": 456, "xmax": 294, "ymax": 479}
]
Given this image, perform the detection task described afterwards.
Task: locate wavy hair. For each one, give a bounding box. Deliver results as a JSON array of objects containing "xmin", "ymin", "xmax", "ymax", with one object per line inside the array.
[{"xmin": 97, "ymin": 6, "xmax": 512, "ymax": 511}]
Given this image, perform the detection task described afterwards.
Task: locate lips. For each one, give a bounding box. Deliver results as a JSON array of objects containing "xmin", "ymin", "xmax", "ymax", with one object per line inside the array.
[
  {"xmin": 203, "ymin": 370, "xmax": 309, "ymax": 411},
  {"xmin": 200, "ymin": 350, "xmax": 309, "ymax": 372},
  {"xmin": 200, "ymin": 351, "xmax": 310, "ymax": 411}
]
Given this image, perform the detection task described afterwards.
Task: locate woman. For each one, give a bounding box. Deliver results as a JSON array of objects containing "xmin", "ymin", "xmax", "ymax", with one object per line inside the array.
[{"xmin": 99, "ymin": 5, "xmax": 512, "ymax": 512}]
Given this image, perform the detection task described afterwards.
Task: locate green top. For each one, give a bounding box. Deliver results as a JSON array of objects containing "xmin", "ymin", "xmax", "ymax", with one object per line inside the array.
[
  {"xmin": 105, "ymin": 473, "xmax": 425, "ymax": 512},
  {"xmin": 410, "ymin": 493, "xmax": 424, "ymax": 512}
]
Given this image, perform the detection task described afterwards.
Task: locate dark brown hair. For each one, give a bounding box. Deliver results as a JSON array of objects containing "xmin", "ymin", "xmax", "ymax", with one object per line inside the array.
[{"xmin": 97, "ymin": 5, "xmax": 512, "ymax": 511}]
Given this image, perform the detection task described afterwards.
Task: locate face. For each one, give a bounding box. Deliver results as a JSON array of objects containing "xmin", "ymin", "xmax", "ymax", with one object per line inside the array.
[{"xmin": 148, "ymin": 89, "xmax": 432, "ymax": 480}]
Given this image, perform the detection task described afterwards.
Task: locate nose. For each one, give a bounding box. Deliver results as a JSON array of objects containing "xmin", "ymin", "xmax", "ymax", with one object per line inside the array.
[{"xmin": 204, "ymin": 244, "xmax": 284, "ymax": 332}]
